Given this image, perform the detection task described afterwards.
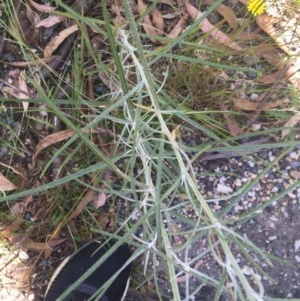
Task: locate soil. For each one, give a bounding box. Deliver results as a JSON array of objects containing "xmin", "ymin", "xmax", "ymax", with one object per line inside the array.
[{"xmin": 1, "ymin": 140, "xmax": 299, "ymax": 301}]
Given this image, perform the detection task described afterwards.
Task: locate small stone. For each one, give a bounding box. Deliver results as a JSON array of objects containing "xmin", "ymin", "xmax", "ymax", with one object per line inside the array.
[
  {"xmin": 247, "ymin": 191, "xmax": 256, "ymax": 198},
  {"xmin": 28, "ymin": 293, "xmax": 35, "ymax": 301},
  {"xmin": 234, "ymin": 179, "xmax": 242, "ymax": 187},
  {"xmin": 289, "ymin": 152, "xmax": 298, "ymax": 159},
  {"xmin": 269, "ymin": 155, "xmax": 276, "ymax": 162},
  {"xmin": 288, "ymin": 192, "xmax": 296, "ymax": 199},
  {"xmin": 216, "ymin": 184, "xmax": 233, "ymax": 194},
  {"xmin": 294, "ymin": 239, "xmax": 300, "ymax": 252},
  {"xmin": 248, "ymin": 161, "xmax": 255, "ymax": 168},
  {"xmin": 290, "ymin": 170, "xmax": 300, "ymax": 180},
  {"xmin": 250, "ymin": 93, "xmax": 259, "ymax": 100},
  {"xmin": 251, "ymin": 124, "xmax": 261, "ymax": 131},
  {"xmin": 18, "ymin": 250, "xmax": 29, "ymax": 260}
]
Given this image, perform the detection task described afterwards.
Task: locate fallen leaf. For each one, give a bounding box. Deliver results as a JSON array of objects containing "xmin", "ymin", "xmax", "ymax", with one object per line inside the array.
[
  {"xmin": 176, "ymin": 260, "xmax": 203, "ymax": 283},
  {"xmin": 44, "ymin": 24, "xmax": 78, "ymax": 59},
  {"xmin": 28, "ymin": 0, "xmax": 57, "ymax": 13},
  {"xmin": 32, "ymin": 129, "xmax": 75, "ymax": 163},
  {"xmin": 0, "ymin": 173, "xmax": 17, "ymax": 192},
  {"xmin": 18, "ymin": 71, "xmax": 30, "ymax": 112},
  {"xmin": 285, "ymin": 57, "xmax": 300, "ymax": 91},
  {"xmin": 98, "ymin": 71, "xmax": 121, "ymax": 92},
  {"xmin": 203, "ymin": 0, "xmax": 238, "ymax": 30},
  {"xmin": 23, "ymin": 238, "xmax": 66, "ymax": 255},
  {"xmin": 138, "ymin": 0, "xmax": 161, "ymax": 43},
  {"xmin": 234, "ymin": 97, "xmax": 286, "ymax": 111},
  {"xmin": 220, "ymin": 103, "xmax": 243, "ymax": 136},
  {"xmin": 236, "ymin": 31, "xmax": 261, "ymax": 41},
  {"xmin": 167, "ymin": 17, "xmax": 184, "ymax": 39},
  {"xmin": 184, "ymin": 0, "xmax": 242, "ymax": 51},
  {"xmin": 251, "ymin": 43, "xmax": 282, "ymax": 66},
  {"xmin": 7, "ymin": 56, "xmax": 54, "ymax": 67},
  {"xmin": 171, "ymin": 124, "xmax": 181, "ymax": 140},
  {"xmin": 259, "ymin": 70, "xmax": 282, "ymax": 84},
  {"xmin": 2, "ymin": 86, "xmax": 19, "ymax": 98},
  {"xmin": 89, "ymin": 192, "xmax": 107, "ymax": 209},
  {"xmin": 36, "ymin": 15, "xmax": 65, "ymax": 28},
  {"xmin": 111, "ymin": 4, "xmax": 127, "ymax": 26},
  {"xmin": 48, "ymin": 189, "xmax": 98, "ymax": 246},
  {"xmin": 152, "ymin": 8, "xmax": 164, "ymax": 33},
  {"xmin": 9, "ymin": 196, "xmax": 33, "ymax": 217},
  {"xmin": 17, "ymin": 9, "xmax": 35, "ymax": 44},
  {"xmin": 256, "ymin": 14, "xmax": 294, "ymax": 56},
  {"xmin": 1, "ymin": 220, "xmax": 22, "ymax": 239},
  {"xmin": 282, "ymin": 112, "xmax": 300, "ymax": 139}
]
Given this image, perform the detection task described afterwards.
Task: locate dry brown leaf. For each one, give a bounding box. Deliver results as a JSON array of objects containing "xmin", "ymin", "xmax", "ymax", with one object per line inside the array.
[
  {"xmin": 176, "ymin": 260, "xmax": 203, "ymax": 283},
  {"xmin": 28, "ymin": 0, "xmax": 57, "ymax": 13},
  {"xmin": 203, "ymin": 0, "xmax": 238, "ymax": 30},
  {"xmin": 251, "ymin": 43, "xmax": 282, "ymax": 66},
  {"xmin": 17, "ymin": 9, "xmax": 34, "ymax": 44},
  {"xmin": 18, "ymin": 71, "xmax": 29, "ymax": 112},
  {"xmin": 0, "ymin": 172, "xmax": 17, "ymax": 192},
  {"xmin": 256, "ymin": 15, "xmax": 291, "ymax": 56},
  {"xmin": 167, "ymin": 17, "xmax": 184, "ymax": 39},
  {"xmin": 23, "ymin": 238, "xmax": 66, "ymax": 254},
  {"xmin": 7, "ymin": 56, "xmax": 54, "ymax": 67},
  {"xmin": 2, "ymin": 86, "xmax": 19, "ymax": 98},
  {"xmin": 89, "ymin": 192, "xmax": 107, "ymax": 209},
  {"xmin": 138, "ymin": 0, "xmax": 161, "ymax": 43},
  {"xmin": 26, "ymin": 4, "xmax": 39, "ymax": 27},
  {"xmin": 48, "ymin": 189, "xmax": 97, "ymax": 247},
  {"xmin": 171, "ymin": 124, "xmax": 181, "ymax": 140},
  {"xmin": 1, "ymin": 220, "xmax": 22, "ymax": 239},
  {"xmin": 111, "ymin": 4, "xmax": 127, "ymax": 26},
  {"xmin": 9, "ymin": 196, "xmax": 33, "ymax": 217},
  {"xmin": 234, "ymin": 97, "xmax": 286, "ymax": 111},
  {"xmin": 236, "ymin": 31, "xmax": 261, "ymax": 41},
  {"xmin": 282, "ymin": 112, "xmax": 300, "ymax": 139},
  {"xmin": 252, "ymin": 44, "xmax": 299, "ymax": 90},
  {"xmin": 36, "ymin": 15, "xmax": 65, "ymax": 28},
  {"xmin": 184, "ymin": 0, "xmax": 242, "ymax": 51},
  {"xmin": 220, "ymin": 103, "xmax": 243, "ymax": 136},
  {"xmin": 32, "ymin": 129, "xmax": 75, "ymax": 163},
  {"xmin": 152, "ymin": 8, "xmax": 164, "ymax": 33},
  {"xmin": 259, "ymin": 70, "xmax": 283, "ymax": 84},
  {"xmin": 98, "ymin": 71, "xmax": 121, "ymax": 93},
  {"xmin": 44, "ymin": 24, "xmax": 78, "ymax": 59},
  {"xmin": 285, "ymin": 57, "xmax": 300, "ymax": 91}
]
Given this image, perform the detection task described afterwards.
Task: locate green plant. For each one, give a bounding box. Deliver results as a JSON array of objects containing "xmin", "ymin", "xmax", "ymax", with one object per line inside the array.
[{"xmin": 0, "ymin": 0, "xmax": 299, "ymax": 300}]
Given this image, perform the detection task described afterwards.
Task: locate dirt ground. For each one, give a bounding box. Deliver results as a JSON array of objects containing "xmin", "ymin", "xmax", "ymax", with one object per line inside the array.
[{"xmin": 1, "ymin": 143, "xmax": 299, "ymax": 300}]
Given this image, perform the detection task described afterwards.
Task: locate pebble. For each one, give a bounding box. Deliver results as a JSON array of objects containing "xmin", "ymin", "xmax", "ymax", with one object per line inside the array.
[
  {"xmin": 289, "ymin": 152, "xmax": 298, "ymax": 159},
  {"xmin": 294, "ymin": 240, "xmax": 300, "ymax": 252},
  {"xmin": 247, "ymin": 161, "xmax": 255, "ymax": 168},
  {"xmin": 216, "ymin": 184, "xmax": 233, "ymax": 194}
]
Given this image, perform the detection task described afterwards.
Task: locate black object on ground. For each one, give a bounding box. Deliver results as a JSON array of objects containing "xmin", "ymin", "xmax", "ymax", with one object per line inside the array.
[{"xmin": 44, "ymin": 240, "xmax": 132, "ymax": 301}]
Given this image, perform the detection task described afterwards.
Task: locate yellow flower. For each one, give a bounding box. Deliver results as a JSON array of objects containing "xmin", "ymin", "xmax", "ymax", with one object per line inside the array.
[{"xmin": 247, "ymin": 0, "xmax": 266, "ymax": 16}]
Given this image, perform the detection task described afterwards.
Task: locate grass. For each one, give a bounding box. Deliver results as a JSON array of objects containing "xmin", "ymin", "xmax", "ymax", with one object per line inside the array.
[{"xmin": 0, "ymin": 0, "xmax": 300, "ymax": 300}]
